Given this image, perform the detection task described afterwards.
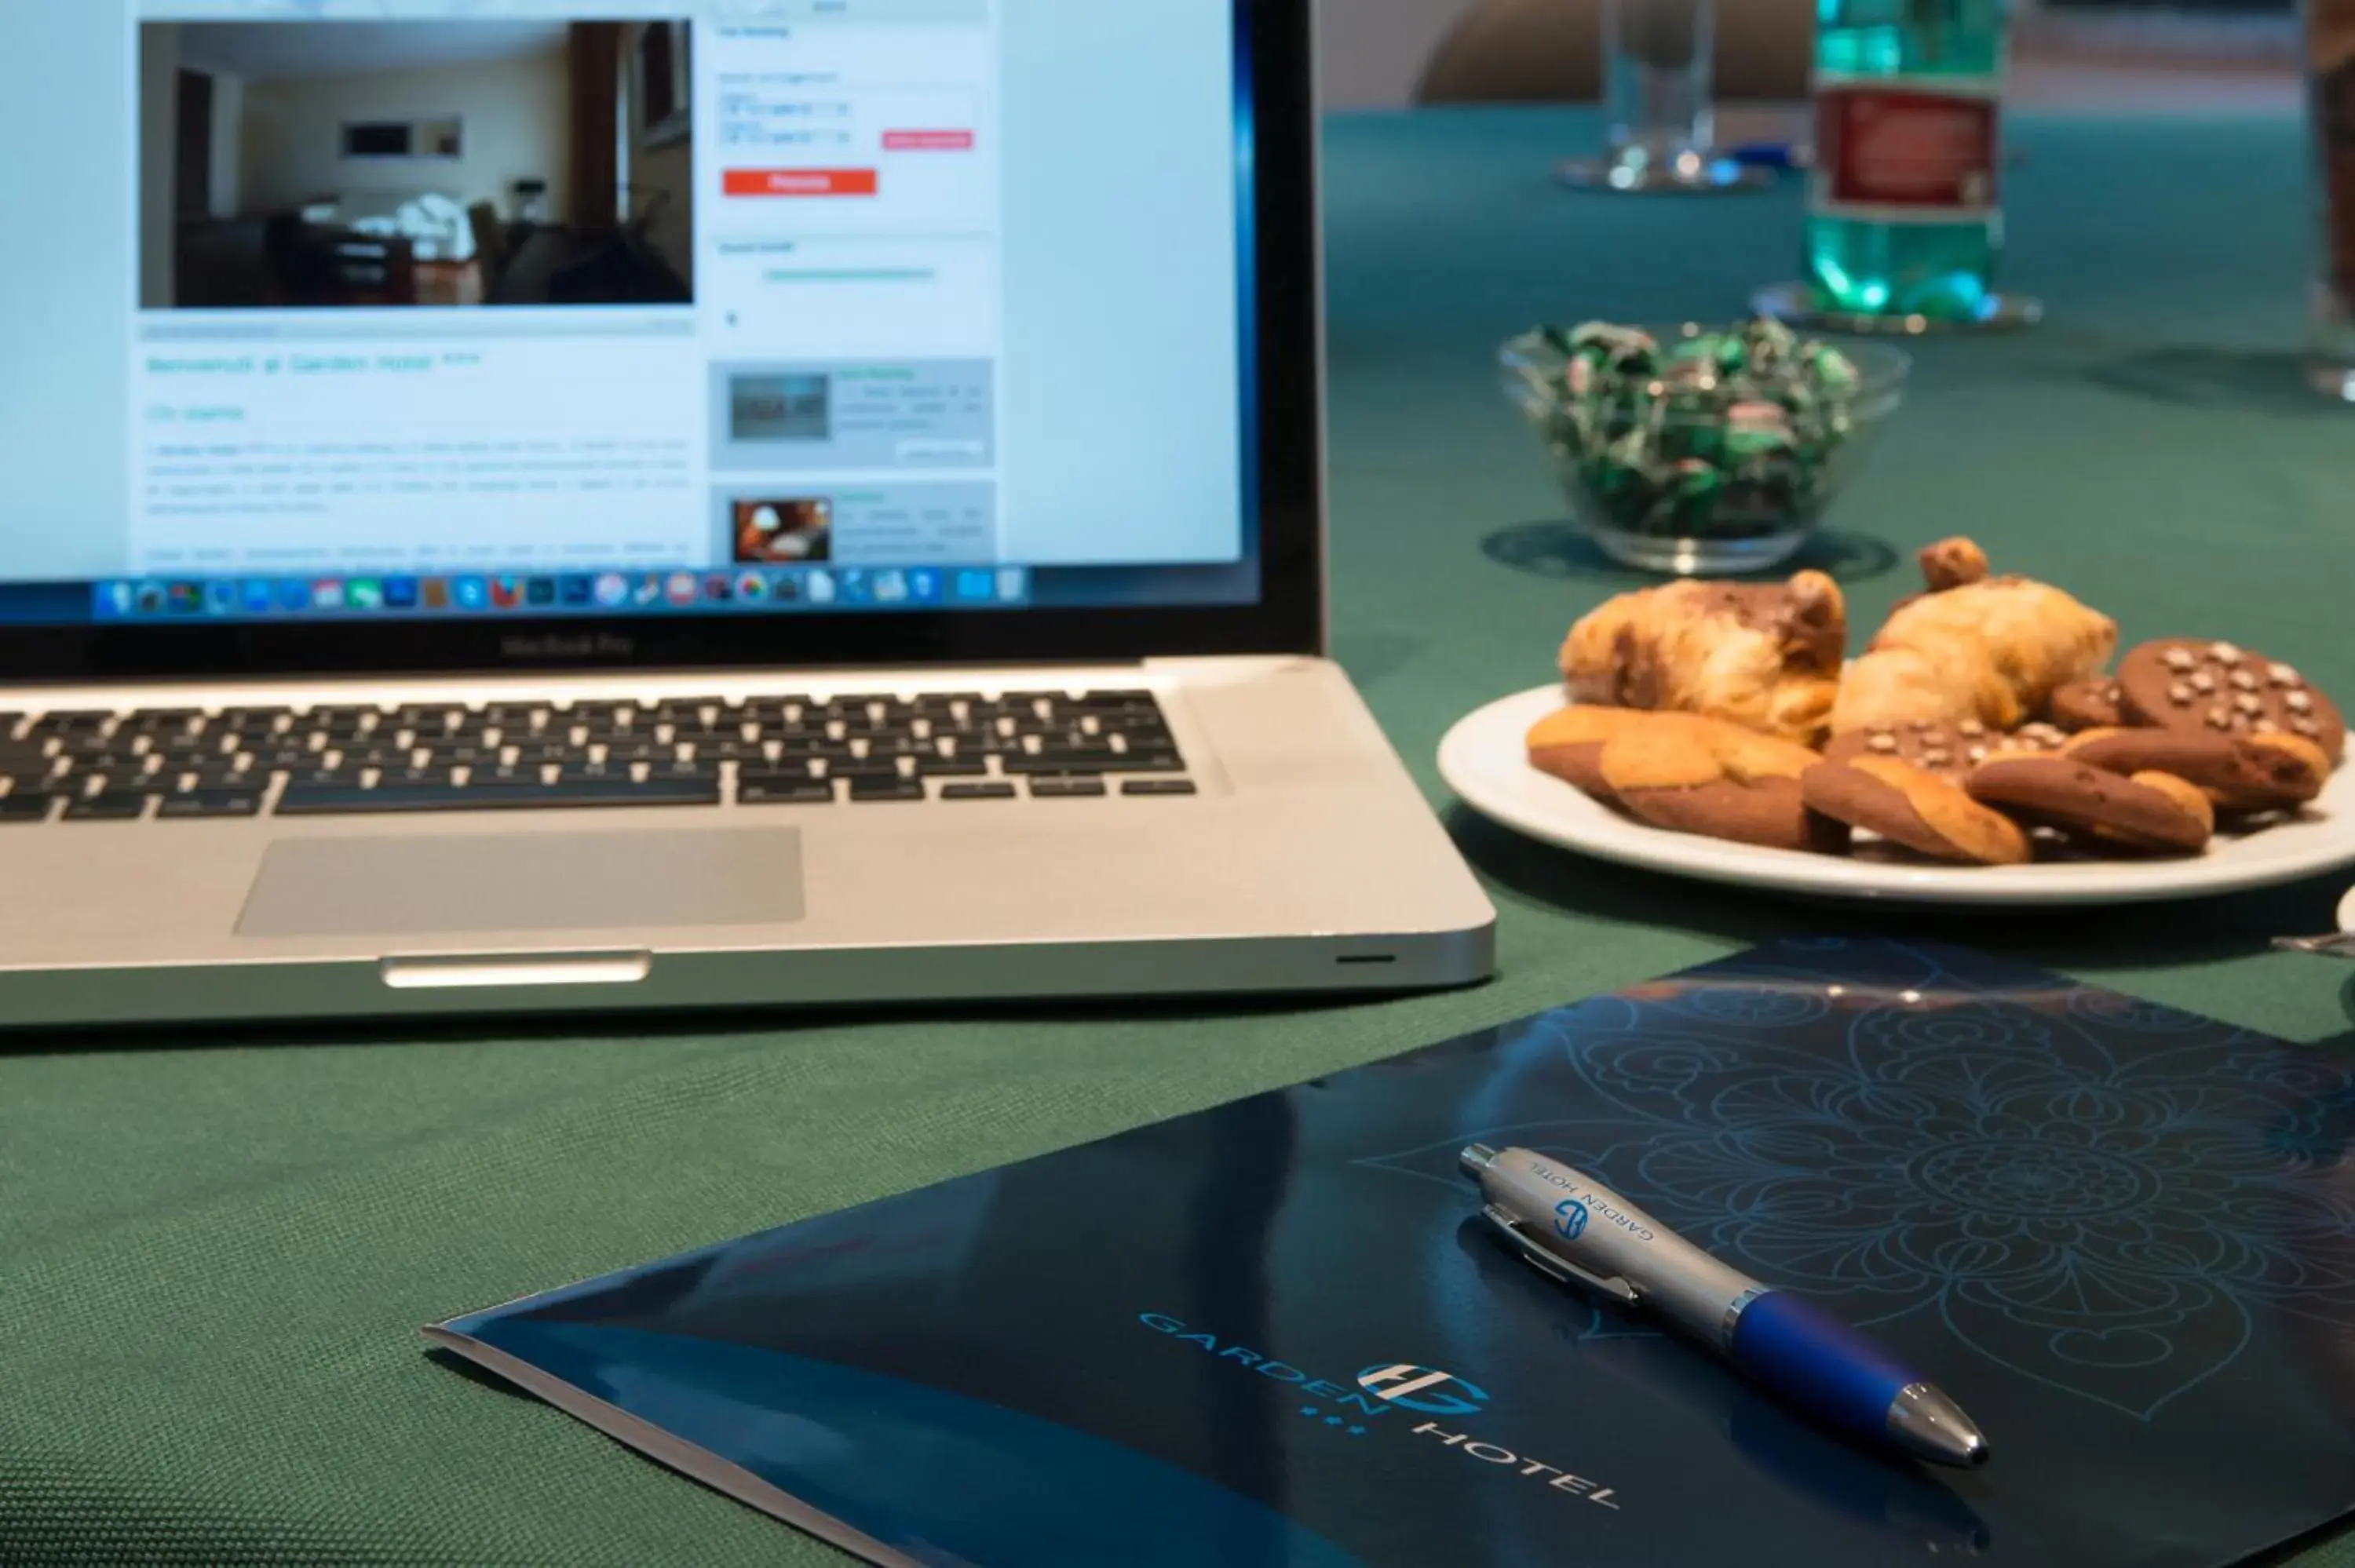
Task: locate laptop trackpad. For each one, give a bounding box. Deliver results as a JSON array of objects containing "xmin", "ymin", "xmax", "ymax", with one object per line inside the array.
[{"xmin": 236, "ymin": 829, "xmax": 805, "ymax": 939}]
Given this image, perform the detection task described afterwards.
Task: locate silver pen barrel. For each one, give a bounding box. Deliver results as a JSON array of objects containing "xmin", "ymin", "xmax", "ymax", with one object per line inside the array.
[{"xmin": 1462, "ymin": 1143, "xmax": 1762, "ymax": 1347}]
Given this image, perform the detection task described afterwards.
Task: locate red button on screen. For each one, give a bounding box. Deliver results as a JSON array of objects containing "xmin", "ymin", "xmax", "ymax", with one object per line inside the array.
[
  {"xmin": 882, "ymin": 130, "xmax": 975, "ymax": 151},
  {"xmin": 722, "ymin": 169, "xmax": 879, "ymax": 197}
]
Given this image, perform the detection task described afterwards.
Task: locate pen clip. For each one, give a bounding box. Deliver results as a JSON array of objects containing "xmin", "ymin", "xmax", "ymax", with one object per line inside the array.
[{"xmin": 1481, "ymin": 1203, "xmax": 1641, "ymax": 1306}]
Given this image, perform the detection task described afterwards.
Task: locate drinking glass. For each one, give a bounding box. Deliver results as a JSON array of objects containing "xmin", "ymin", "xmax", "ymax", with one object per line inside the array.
[
  {"xmin": 2309, "ymin": 0, "xmax": 2355, "ymax": 399},
  {"xmin": 1557, "ymin": 0, "xmax": 1765, "ymax": 194}
]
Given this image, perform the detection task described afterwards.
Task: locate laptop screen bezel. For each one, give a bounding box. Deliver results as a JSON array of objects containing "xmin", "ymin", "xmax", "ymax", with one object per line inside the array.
[{"xmin": 0, "ymin": 1, "xmax": 1321, "ymax": 685}]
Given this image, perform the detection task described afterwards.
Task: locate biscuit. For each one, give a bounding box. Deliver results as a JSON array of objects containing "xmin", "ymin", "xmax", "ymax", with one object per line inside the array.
[
  {"xmin": 2061, "ymin": 727, "xmax": 2329, "ymax": 813},
  {"xmin": 2048, "ymin": 677, "xmax": 2127, "ymax": 732},
  {"xmin": 2116, "ymin": 639, "xmax": 2346, "ymax": 763},
  {"xmin": 1802, "ymin": 757, "xmax": 2032, "ymax": 866},
  {"xmin": 1599, "ymin": 718, "xmax": 1847, "ymax": 855},
  {"xmin": 1964, "ymin": 757, "xmax": 2213, "ymax": 855},
  {"xmin": 1823, "ymin": 719, "xmax": 2066, "ymax": 781},
  {"xmin": 1526, "ymin": 705, "xmax": 1667, "ymax": 804}
]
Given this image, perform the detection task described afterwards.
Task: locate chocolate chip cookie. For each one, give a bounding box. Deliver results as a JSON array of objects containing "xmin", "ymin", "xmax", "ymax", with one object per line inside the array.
[
  {"xmin": 1824, "ymin": 719, "xmax": 2068, "ymax": 780},
  {"xmin": 2047, "ymin": 676, "xmax": 2127, "ymax": 732},
  {"xmin": 2116, "ymin": 639, "xmax": 2345, "ymax": 763}
]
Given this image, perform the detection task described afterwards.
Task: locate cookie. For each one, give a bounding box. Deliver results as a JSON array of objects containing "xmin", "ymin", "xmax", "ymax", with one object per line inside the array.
[
  {"xmin": 1823, "ymin": 719, "xmax": 2067, "ymax": 780},
  {"xmin": 1802, "ymin": 757, "xmax": 2031, "ymax": 866},
  {"xmin": 1598, "ymin": 717, "xmax": 1847, "ymax": 855},
  {"xmin": 2116, "ymin": 639, "xmax": 2345, "ymax": 763},
  {"xmin": 2048, "ymin": 677, "xmax": 2127, "ymax": 732},
  {"xmin": 2061, "ymin": 727, "xmax": 2330, "ymax": 814},
  {"xmin": 1964, "ymin": 757, "xmax": 2214, "ymax": 855},
  {"xmin": 1527, "ymin": 705, "xmax": 1665, "ymax": 804}
]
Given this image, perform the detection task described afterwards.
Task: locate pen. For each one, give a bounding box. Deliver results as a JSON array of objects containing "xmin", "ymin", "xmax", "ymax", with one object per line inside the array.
[{"xmin": 1460, "ymin": 1144, "xmax": 1989, "ymax": 1469}]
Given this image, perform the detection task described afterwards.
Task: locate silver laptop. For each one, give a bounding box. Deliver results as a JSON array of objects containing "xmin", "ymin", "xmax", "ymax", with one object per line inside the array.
[{"xmin": 0, "ymin": 0, "xmax": 1493, "ymax": 1028}]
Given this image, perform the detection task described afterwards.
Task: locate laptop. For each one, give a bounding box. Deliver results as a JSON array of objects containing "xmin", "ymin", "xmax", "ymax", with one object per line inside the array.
[{"xmin": 0, "ymin": 1, "xmax": 1495, "ymax": 1029}]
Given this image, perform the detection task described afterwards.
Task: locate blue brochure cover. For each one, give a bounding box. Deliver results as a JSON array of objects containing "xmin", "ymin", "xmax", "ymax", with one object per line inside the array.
[{"xmin": 431, "ymin": 941, "xmax": 2355, "ymax": 1567}]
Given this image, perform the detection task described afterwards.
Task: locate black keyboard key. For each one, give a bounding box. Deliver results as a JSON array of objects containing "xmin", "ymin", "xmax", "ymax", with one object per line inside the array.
[
  {"xmin": 1030, "ymin": 779, "xmax": 1108, "ymax": 799},
  {"xmin": 158, "ymin": 789, "xmax": 265, "ymax": 819},
  {"xmin": 65, "ymin": 793, "xmax": 149, "ymax": 822},
  {"xmin": 941, "ymin": 782, "xmax": 1017, "ymax": 801},
  {"xmin": 29, "ymin": 711, "xmax": 114, "ymax": 735},
  {"xmin": 739, "ymin": 776, "xmax": 834, "ymax": 806},
  {"xmin": 1002, "ymin": 752, "xmax": 1118, "ymax": 775},
  {"xmin": 849, "ymin": 778, "xmax": 927, "ymax": 804},
  {"xmin": 1111, "ymin": 752, "xmax": 1189, "ymax": 774},
  {"xmin": 189, "ymin": 768, "xmax": 266, "ymax": 796},
  {"xmin": 821, "ymin": 758, "xmax": 906, "ymax": 782},
  {"xmin": 1123, "ymin": 779, "xmax": 1200, "ymax": 797},
  {"xmin": 916, "ymin": 757, "xmax": 991, "ymax": 778},
  {"xmin": 0, "ymin": 795, "xmax": 54, "ymax": 822},
  {"xmin": 278, "ymin": 777, "xmax": 720, "ymax": 815}
]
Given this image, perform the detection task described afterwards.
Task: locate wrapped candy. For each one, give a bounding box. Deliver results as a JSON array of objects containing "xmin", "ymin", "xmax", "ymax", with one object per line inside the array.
[{"xmin": 1535, "ymin": 318, "xmax": 1867, "ymax": 545}]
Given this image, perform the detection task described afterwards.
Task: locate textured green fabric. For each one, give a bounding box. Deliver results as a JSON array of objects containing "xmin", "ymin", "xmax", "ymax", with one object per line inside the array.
[{"xmin": 7, "ymin": 109, "xmax": 2355, "ymax": 1566}]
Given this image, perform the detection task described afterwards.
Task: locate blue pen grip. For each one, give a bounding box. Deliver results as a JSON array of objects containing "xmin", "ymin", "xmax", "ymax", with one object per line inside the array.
[{"xmin": 1728, "ymin": 1292, "xmax": 1915, "ymax": 1442}]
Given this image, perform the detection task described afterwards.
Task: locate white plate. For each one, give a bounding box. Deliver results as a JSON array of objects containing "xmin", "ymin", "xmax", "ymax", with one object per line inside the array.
[{"xmin": 1440, "ymin": 685, "xmax": 2355, "ymax": 906}]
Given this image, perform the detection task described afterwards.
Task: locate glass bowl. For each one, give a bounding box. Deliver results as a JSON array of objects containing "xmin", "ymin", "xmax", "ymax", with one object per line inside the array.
[{"xmin": 1499, "ymin": 324, "xmax": 1910, "ymax": 575}]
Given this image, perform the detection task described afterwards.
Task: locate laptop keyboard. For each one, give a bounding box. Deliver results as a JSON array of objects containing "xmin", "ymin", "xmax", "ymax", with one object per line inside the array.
[{"xmin": 0, "ymin": 692, "xmax": 1196, "ymax": 822}]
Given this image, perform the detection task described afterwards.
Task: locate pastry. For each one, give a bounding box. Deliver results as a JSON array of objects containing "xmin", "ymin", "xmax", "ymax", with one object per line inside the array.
[
  {"xmin": 1802, "ymin": 757, "xmax": 2032, "ymax": 865},
  {"xmin": 1526, "ymin": 705, "xmax": 1668, "ymax": 805},
  {"xmin": 1823, "ymin": 719, "xmax": 2067, "ymax": 780},
  {"xmin": 1597, "ymin": 717, "xmax": 1847, "ymax": 854},
  {"xmin": 2048, "ymin": 677, "xmax": 2127, "ymax": 732},
  {"xmin": 1559, "ymin": 571, "xmax": 1846, "ymax": 744},
  {"xmin": 1964, "ymin": 757, "xmax": 2214, "ymax": 855},
  {"xmin": 2061, "ymin": 727, "xmax": 2330, "ymax": 814},
  {"xmin": 1830, "ymin": 538, "xmax": 2118, "ymax": 734},
  {"xmin": 2114, "ymin": 639, "xmax": 2346, "ymax": 764}
]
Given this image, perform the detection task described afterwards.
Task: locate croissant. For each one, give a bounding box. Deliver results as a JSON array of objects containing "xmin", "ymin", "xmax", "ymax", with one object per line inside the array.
[
  {"xmin": 1831, "ymin": 539, "xmax": 2116, "ymax": 734},
  {"xmin": 1558, "ymin": 571, "xmax": 1846, "ymax": 744}
]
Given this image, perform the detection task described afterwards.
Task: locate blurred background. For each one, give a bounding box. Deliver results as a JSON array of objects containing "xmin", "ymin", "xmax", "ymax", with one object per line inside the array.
[{"xmin": 1318, "ymin": 0, "xmax": 2298, "ymax": 118}]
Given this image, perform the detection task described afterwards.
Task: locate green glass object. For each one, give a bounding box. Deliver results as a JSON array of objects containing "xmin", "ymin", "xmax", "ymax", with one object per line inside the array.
[
  {"xmin": 1806, "ymin": 0, "xmax": 2008, "ymax": 323},
  {"xmin": 1499, "ymin": 321, "xmax": 1909, "ymax": 575}
]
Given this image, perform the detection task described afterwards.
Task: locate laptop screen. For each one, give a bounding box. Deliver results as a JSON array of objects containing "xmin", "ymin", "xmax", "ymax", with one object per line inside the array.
[{"xmin": 0, "ymin": 2, "xmax": 1254, "ymax": 627}]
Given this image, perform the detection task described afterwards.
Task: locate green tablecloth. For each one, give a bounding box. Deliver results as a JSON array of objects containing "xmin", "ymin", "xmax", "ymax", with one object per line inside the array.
[{"xmin": 9, "ymin": 110, "xmax": 2355, "ymax": 1566}]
